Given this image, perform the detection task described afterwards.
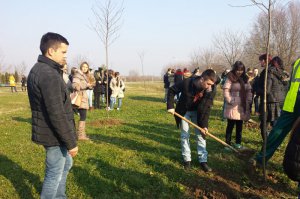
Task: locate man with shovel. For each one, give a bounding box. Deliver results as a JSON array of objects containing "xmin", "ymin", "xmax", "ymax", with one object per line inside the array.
[{"xmin": 167, "ymin": 69, "xmax": 217, "ymax": 172}]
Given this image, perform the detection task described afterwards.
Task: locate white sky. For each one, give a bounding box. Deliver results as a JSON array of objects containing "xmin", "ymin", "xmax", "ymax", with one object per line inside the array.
[{"xmin": 0, "ymin": 0, "xmax": 284, "ymax": 76}]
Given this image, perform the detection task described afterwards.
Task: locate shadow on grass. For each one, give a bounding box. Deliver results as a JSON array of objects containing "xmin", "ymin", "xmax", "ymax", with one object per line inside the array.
[
  {"xmin": 73, "ymin": 158, "xmax": 185, "ymax": 198},
  {"xmin": 91, "ymin": 133, "xmax": 178, "ymax": 160},
  {"xmin": 144, "ymin": 158, "xmax": 262, "ymax": 198},
  {"xmin": 12, "ymin": 116, "xmax": 31, "ymax": 124},
  {"xmin": 0, "ymin": 154, "xmax": 41, "ymax": 198},
  {"xmin": 128, "ymin": 95, "xmax": 163, "ymax": 103}
]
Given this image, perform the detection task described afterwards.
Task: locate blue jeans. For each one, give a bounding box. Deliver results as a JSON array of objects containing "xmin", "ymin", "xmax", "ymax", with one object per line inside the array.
[
  {"xmin": 41, "ymin": 146, "xmax": 73, "ymax": 199},
  {"xmin": 118, "ymin": 98, "xmax": 122, "ymax": 108},
  {"xmin": 110, "ymin": 96, "xmax": 116, "ymax": 109},
  {"xmin": 181, "ymin": 111, "xmax": 208, "ymax": 163},
  {"xmin": 86, "ymin": 90, "xmax": 93, "ymax": 107}
]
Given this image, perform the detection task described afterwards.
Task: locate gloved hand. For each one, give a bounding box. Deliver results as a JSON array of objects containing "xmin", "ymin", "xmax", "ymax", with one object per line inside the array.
[{"xmin": 167, "ymin": 109, "xmax": 175, "ymax": 114}]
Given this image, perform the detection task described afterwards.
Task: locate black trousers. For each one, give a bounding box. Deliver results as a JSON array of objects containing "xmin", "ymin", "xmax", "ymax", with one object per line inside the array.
[
  {"xmin": 78, "ymin": 109, "xmax": 87, "ymax": 121},
  {"xmin": 94, "ymin": 92, "xmax": 101, "ymax": 109},
  {"xmin": 225, "ymin": 119, "xmax": 243, "ymax": 145}
]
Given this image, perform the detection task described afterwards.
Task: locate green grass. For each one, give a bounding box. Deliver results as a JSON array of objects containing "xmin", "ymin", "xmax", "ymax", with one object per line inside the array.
[{"xmin": 0, "ymin": 82, "xmax": 297, "ymax": 198}]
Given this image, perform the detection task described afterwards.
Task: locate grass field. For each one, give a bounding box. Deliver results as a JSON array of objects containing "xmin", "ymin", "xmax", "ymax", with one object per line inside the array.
[{"xmin": 0, "ymin": 82, "xmax": 298, "ymax": 198}]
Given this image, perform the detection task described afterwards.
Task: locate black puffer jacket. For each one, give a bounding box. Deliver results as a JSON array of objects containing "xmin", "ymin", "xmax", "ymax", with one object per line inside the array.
[
  {"xmin": 283, "ymin": 123, "xmax": 300, "ymax": 182},
  {"xmin": 167, "ymin": 76, "xmax": 216, "ymax": 128},
  {"xmin": 27, "ymin": 55, "xmax": 77, "ymax": 150}
]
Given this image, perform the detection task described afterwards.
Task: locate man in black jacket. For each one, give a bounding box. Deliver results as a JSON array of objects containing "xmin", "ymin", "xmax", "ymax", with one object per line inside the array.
[
  {"xmin": 27, "ymin": 32, "xmax": 78, "ymax": 198},
  {"xmin": 167, "ymin": 69, "xmax": 217, "ymax": 172}
]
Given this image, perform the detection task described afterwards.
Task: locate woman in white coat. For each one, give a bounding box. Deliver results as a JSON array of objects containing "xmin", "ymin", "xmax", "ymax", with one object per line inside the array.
[{"xmin": 109, "ymin": 72, "xmax": 125, "ymax": 110}]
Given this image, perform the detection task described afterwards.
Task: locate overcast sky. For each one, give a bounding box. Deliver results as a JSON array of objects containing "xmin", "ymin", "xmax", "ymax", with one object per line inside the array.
[{"xmin": 0, "ymin": 0, "xmax": 273, "ymax": 76}]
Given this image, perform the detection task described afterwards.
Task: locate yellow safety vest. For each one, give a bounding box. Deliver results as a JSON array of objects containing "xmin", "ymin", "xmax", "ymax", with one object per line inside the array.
[{"xmin": 283, "ymin": 59, "xmax": 300, "ymax": 112}]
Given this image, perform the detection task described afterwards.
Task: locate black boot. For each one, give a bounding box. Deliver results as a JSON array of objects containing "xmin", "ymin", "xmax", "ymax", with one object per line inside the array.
[
  {"xmin": 183, "ymin": 161, "xmax": 191, "ymax": 170},
  {"xmin": 200, "ymin": 162, "xmax": 212, "ymax": 172}
]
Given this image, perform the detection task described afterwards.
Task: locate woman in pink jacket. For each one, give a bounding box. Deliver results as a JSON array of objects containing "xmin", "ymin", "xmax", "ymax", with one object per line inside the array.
[{"xmin": 223, "ymin": 61, "xmax": 252, "ymax": 149}]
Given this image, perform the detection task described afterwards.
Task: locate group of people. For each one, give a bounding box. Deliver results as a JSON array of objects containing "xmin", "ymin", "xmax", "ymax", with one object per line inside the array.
[
  {"xmin": 8, "ymin": 74, "xmax": 27, "ymax": 92},
  {"xmin": 60, "ymin": 62, "xmax": 126, "ymax": 140},
  {"xmin": 166, "ymin": 53, "xmax": 299, "ymax": 183},
  {"xmin": 163, "ymin": 67, "xmax": 201, "ymax": 103},
  {"xmin": 25, "ymin": 31, "xmax": 300, "ymax": 198}
]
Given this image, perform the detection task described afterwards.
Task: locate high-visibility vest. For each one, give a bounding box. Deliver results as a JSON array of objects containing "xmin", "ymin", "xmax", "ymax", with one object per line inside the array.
[{"xmin": 283, "ymin": 59, "xmax": 300, "ymax": 112}]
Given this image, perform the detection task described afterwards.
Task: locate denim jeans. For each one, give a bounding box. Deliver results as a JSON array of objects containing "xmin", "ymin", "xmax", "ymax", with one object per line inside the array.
[
  {"xmin": 86, "ymin": 90, "xmax": 93, "ymax": 107},
  {"xmin": 110, "ymin": 96, "xmax": 116, "ymax": 109},
  {"xmin": 181, "ymin": 111, "xmax": 208, "ymax": 163},
  {"xmin": 118, "ymin": 98, "xmax": 122, "ymax": 108},
  {"xmin": 41, "ymin": 146, "xmax": 73, "ymax": 199}
]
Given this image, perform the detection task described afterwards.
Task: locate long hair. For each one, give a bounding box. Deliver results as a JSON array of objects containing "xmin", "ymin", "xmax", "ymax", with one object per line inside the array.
[
  {"xmin": 115, "ymin": 72, "xmax": 120, "ymax": 87},
  {"xmin": 79, "ymin": 62, "xmax": 89, "ymax": 74},
  {"xmin": 271, "ymin": 56, "xmax": 284, "ymax": 70},
  {"xmin": 231, "ymin": 61, "xmax": 248, "ymax": 83}
]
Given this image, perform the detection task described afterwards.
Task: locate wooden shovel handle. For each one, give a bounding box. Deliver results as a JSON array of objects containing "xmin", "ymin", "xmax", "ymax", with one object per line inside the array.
[{"xmin": 173, "ymin": 111, "xmax": 239, "ymax": 153}]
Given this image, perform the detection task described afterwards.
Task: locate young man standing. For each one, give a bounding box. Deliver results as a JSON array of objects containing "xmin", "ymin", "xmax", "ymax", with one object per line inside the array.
[
  {"xmin": 27, "ymin": 32, "xmax": 78, "ymax": 198},
  {"xmin": 167, "ymin": 69, "xmax": 217, "ymax": 172}
]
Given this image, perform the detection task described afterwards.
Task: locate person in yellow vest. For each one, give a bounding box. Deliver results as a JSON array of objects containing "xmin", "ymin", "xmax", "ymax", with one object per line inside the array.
[
  {"xmin": 9, "ymin": 75, "xmax": 17, "ymax": 92},
  {"xmin": 253, "ymin": 58, "xmax": 300, "ymax": 165}
]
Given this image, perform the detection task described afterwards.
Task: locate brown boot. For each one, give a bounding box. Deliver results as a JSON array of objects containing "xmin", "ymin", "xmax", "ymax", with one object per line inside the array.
[{"xmin": 78, "ymin": 121, "xmax": 90, "ymax": 141}]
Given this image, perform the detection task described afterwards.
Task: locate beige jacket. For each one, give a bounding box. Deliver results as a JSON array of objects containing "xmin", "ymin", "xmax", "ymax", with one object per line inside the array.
[{"xmin": 72, "ymin": 70, "xmax": 89, "ymax": 109}]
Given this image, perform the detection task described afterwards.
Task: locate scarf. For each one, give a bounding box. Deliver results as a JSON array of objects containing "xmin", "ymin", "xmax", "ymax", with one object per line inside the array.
[{"xmin": 227, "ymin": 72, "xmax": 247, "ymax": 112}]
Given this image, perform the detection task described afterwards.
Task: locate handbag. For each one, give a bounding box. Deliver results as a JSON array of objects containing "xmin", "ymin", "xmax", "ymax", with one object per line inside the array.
[{"xmin": 70, "ymin": 92, "xmax": 82, "ymax": 107}]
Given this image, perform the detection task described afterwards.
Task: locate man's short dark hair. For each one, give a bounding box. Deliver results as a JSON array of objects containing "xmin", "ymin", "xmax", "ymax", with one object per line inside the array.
[
  {"xmin": 40, "ymin": 32, "xmax": 69, "ymax": 55},
  {"xmin": 201, "ymin": 69, "xmax": 217, "ymax": 83},
  {"xmin": 259, "ymin": 53, "xmax": 272, "ymax": 62}
]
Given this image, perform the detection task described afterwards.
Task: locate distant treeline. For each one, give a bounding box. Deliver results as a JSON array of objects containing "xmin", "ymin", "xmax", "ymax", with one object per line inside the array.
[
  {"xmin": 0, "ymin": 71, "xmax": 20, "ymax": 84},
  {"xmin": 123, "ymin": 75, "xmax": 161, "ymax": 82}
]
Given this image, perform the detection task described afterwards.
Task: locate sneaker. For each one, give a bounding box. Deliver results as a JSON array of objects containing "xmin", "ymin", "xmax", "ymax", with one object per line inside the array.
[
  {"xmin": 117, "ymin": 108, "xmax": 120, "ymax": 111},
  {"xmin": 200, "ymin": 162, "xmax": 212, "ymax": 172},
  {"xmin": 183, "ymin": 161, "xmax": 191, "ymax": 170},
  {"xmin": 234, "ymin": 144, "xmax": 243, "ymax": 149}
]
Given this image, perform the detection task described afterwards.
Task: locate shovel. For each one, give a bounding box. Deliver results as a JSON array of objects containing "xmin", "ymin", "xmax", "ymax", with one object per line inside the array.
[{"xmin": 171, "ymin": 111, "xmax": 239, "ymax": 153}]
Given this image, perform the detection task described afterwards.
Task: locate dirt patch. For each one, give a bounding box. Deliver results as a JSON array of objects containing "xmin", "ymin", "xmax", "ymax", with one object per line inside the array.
[
  {"xmin": 187, "ymin": 164, "xmax": 295, "ymax": 198},
  {"xmin": 88, "ymin": 118, "xmax": 124, "ymax": 127}
]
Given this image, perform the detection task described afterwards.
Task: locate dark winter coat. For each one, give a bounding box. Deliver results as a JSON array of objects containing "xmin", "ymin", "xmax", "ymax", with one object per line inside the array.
[
  {"xmin": 163, "ymin": 73, "xmax": 170, "ymax": 88},
  {"xmin": 283, "ymin": 123, "xmax": 300, "ymax": 182},
  {"xmin": 174, "ymin": 71, "xmax": 184, "ymax": 85},
  {"xmin": 167, "ymin": 77, "xmax": 216, "ymax": 128},
  {"xmin": 21, "ymin": 76, "xmax": 27, "ymax": 86},
  {"xmin": 266, "ymin": 66, "xmax": 287, "ymax": 103},
  {"xmin": 257, "ymin": 66, "xmax": 287, "ymax": 103},
  {"xmin": 94, "ymin": 72, "xmax": 104, "ymax": 93},
  {"xmin": 252, "ymin": 75, "xmax": 259, "ymax": 95},
  {"xmin": 27, "ymin": 55, "xmax": 77, "ymax": 150}
]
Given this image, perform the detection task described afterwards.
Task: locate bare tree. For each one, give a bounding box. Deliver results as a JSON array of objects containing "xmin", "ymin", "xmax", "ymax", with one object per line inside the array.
[
  {"xmin": 70, "ymin": 54, "xmax": 90, "ymax": 68},
  {"xmin": 137, "ymin": 51, "xmax": 146, "ymax": 92},
  {"xmin": 249, "ymin": 0, "xmax": 275, "ymax": 181},
  {"xmin": 213, "ymin": 29, "xmax": 245, "ymax": 67},
  {"xmin": 245, "ymin": 1, "xmax": 300, "ymax": 70},
  {"xmin": 17, "ymin": 61, "xmax": 28, "ymax": 76},
  {"xmin": 190, "ymin": 47, "xmax": 222, "ymax": 71},
  {"xmin": 190, "ymin": 48, "xmax": 202, "ymax": 68},
  {"xmin": 90, "ymin": 0, "xmax": 124, "ymax": 109}
]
